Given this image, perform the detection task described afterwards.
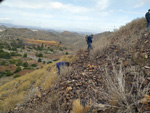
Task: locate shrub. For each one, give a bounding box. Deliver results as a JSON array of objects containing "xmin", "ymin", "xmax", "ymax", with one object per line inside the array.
[
  {"xmin": 36, "ymin": 53, "xmax": 43, "ymax": 57},
  {"xmin": 23, "ymin": 53, "xmax": 27, "ymax": 58},
  {"xmin": 101, "ymin": 61, "xmax": 150, "ymax": 113},
  {"xmin": 23, "ymin": 62, "xmax": 28, "ymax": 67},
  {"xmin": 14, "ymin": 66, "xmax": 21, "ymax": 73},
  {"xmin": 31, "ymin": 64, "xmax": 37, "ymax": 67},
  {"xmin": 9, "ymin": 59, "xmax": 16, "ymax": 64},
  {"xmin": 53, "ymin": 59, "xmax": 59, "ymax": 61},
  {"xmin": 1, "ymin": 61, "xmax": 7, "ymax": 66},
  {"xmin": 59, "ymin": 48, "xmax": 63, "ymax": 51},
  {"xmin": 0, "ymin": 52, "xmax": 11, "ymax": 59},
  {"xmin": 71, "ymin": 99, "xmax": 91, "ymax": 113},
  {"xmin": 43, "ymin": 61, "xmax": 46, "ymax": 64},
  {"xmin": 14, "ymin": 75, "xmax": 21, "ymax": 78},
  {"xmin": 5, "ymin": 70, "xmax": 13, "ymax": 76},
  {"xmin": 71, "ymin": 99, "xmax": 84, "ymax": 113},
  {"xmin": 38, "ymin": 58, "xmax": 42, "ymax": 62},
  {"xmin": 23, "ymin": 67, "xmax": 33, "ymax": 70},
  {"xmin": 65, "ymin": 52, "xmax": 69, "ymax": 55},
  {"xmin": 47, "ymin": 61, "xmax": 52, "ymax": 64},
  {"xmin": 15, "ymin": 59, "xmax": 22, "ymax": 66}
]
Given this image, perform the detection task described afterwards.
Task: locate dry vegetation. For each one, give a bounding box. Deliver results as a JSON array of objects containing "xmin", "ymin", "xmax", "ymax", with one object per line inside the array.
[
  {"xmin": 0, "ymin": 55, "xmax": 75, "ymax": 112},
  {"xmin": 1, "ymin": 17, "xmax": 149, "ymax": 113},
  {"xmin": 71, "ymin": 99, "xmax": 91, "ymax": 113},
  {"xmin": 101, "ymin": 62, "xmax": 150, "ymax": 113},
  {"xmin": 26, "ymin": 39, "xmax": 59, "ymax": 46},
  {"xmin": 90, "ymin": 36, "xmax": 111, "ymax": 59}
]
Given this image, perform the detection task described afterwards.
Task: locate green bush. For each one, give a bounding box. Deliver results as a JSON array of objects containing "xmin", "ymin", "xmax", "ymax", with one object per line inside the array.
[
  {"xmin": 23, "ymin": 67, "xmax": 33, "ymax": 70},
  {"xmin": 23, "ymin": 53, "xmax": 27, "ymax": 58},
  {"xmin": 9, "ymin": 59, "xmax": 16, "ymax": 64},
  {"xmin": 36, "ymin": 53, "xmax": 43, "ymax": 57},
  {"xmin": 5, "ymin": 70, "xmax": 13, "ymax": 76},
  {"xmin": 14, "ymin": 66, "xmax": 21, "ymax": 73},
  {"xmin": 47, "ymin": 61, "xmax": 52, "ymax": 64},
  {"xmin": 59, "ymin": 48, "xmax": 63, "ymax": 51},
  {"xmin": 65, "ymin": 52, "xmax": 69, "ymax": 55},
  {"xmin": 23, "ymin": 62, "xmax": 28, "ymax": 67},
  {"xmin": 53, "ymin": 59, "xmax": 59, "ymax": 61},
  {"xmin": 14, "ymin": 75, "xmax": 21, "ymax": 78},
  {"xmin": 1, "ymin": 60, "xmax": 7, "ymax": 66},
  {"xmin": 31, "ymin": 64, "xmax": 37, "ymax": 67},
  {"xmin": 15, "ymin": 59, "xmax": 23, "ymax": 66},
  {"xmin": 38, "ymin": 58, "xmax": 42, "ymax": 62},
  {"xmin": 0, "ymin": 52, "xmax": 11, "ymax": 59},
  {"xmin": 10, "ymin": 52, "xmax": 21, "ymax": 56}
]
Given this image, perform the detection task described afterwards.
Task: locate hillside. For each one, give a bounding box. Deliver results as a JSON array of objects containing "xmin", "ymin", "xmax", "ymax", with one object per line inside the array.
[
  {"xmin": 1, "ymin": 17, "xmax": 150, "ymax": 113},
  {"xmin": 0, "ymin": 28, "xmax": 86, "ymax": 50}
]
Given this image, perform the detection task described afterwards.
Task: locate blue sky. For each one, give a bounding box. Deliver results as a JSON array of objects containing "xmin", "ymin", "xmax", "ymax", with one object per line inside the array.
[{"xmin": 0, "ymin": 0, "xmax": 150, "ymax": 33}]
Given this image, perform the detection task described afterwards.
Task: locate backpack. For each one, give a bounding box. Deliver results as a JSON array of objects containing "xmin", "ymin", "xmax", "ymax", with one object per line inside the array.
[{"xmin": 85, "ymin": 35, "xmax": 88, "ymax": 42}]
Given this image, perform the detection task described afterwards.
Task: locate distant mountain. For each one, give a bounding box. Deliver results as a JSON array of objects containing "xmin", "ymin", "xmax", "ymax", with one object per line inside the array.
[
  {"xmin": 0, "ymin": 25, "xmax": 7, "ymax": 29},
  {"xmin": 0, "ymin": 24, "xmax": 111, "ymax": 50},
  {"xmin": 0, "ymin": 27, "xmax": 85, "ymax": 50}
]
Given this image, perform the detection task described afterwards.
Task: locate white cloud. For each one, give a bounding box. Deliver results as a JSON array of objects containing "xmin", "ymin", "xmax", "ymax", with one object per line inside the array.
[
  {"xmin": 0, "ymin": 18, "xmax": 11, "ymax": 21},
  {"xmin": 96, "ymin": 0, "xmax": 109, "ymax": 10},
  {"xmin": 133, "ymin": 2, "xmax": 144, "ymax": 8},
  {"xmin": 2, "ymin": 0, "xmax": 89, "ymax": 14},
  {"xmin": 134, "ymin": 0, "xmax": 150, "ymax": 8}
]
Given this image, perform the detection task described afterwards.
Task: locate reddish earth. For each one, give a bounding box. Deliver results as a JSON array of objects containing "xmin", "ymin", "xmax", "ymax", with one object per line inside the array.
[
  {"xmin": 26, "ymin": 39, "xmax": 59, "ymax": 46},
  {"xmin": 15, "ymin": 70, "xmax": 34, "ymax": 76},
  {"xmin": 0, "ymin": 64, "xmax": 16, "ymax": 72}
]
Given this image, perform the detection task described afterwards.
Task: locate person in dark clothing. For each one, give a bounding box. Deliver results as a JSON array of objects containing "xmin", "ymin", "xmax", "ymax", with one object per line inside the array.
[
  {"xmin": 145, "ymin": 9, "xmax": 150, "ymax": 28},
  {"xmin": 87, "ymin": 34, "xmax": 94, "ymax": 51},
  {"xmin": 56, "ymin": 62, "xmax": 70, "ymax": 75}
]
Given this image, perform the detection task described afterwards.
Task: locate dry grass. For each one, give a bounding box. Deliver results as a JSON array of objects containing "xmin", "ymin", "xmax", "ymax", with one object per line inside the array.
[
  {"xmin": 101, "ymin": 61, "xmax": 150, "ymax": 113},
  {"xmin": 26, "ymin": 39, "xmax": 59, "ymax": 46},
  {"xmin": 71, "ymin": 99, "xmax": 84, "ymax": 113},
  {"xmin": 71, "ymin": 99, "xmax": 91, "ymax": 113},
  {"xmin": 0, "ymin": 55, "xmax": 76, "ymax": 112},
  {"xmin": 90, "ymin": 36, "xmax": 111, "ymax": 59},
  {"xmin": 109, "ymin": 18, "xmax": 146, "ymax": 49}
]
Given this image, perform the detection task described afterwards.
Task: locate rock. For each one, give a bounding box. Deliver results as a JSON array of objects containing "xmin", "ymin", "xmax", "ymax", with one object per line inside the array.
[
  {"xmin": 75, "ymin": 82, "xmax": 82, "ymax": 86},
  {"xmin": 144, "ymin": 66, "xmax": 150, "ymax": 69},
  {"xmin": 66, "ymin": 87, "xmax": 72, "ymax": 91},
  {"xmin": 140, "ymin": 98, "xmax": 148, "ymax": 104},
  {"xmin": 37, "ymin": 91, "xmax": 42, "ymax": 98},
  {"xmin": 147, "ymin": 77, "xmax": 150, "ymax": 81},
  {"xmin": 94, "ymin": 103, "xmax": 107, "ymax": 111},
  {"xmin": 140, "ymin": 95, "xmax": 150, "ymax": 104}
]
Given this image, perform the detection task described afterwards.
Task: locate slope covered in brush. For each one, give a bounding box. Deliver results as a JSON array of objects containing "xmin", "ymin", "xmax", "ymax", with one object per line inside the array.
[{"xmin": 3, "ymin": 17, "xmax": 150, "ymax": 113}]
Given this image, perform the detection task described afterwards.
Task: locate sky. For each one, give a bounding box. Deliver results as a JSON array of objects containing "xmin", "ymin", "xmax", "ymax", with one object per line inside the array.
[{"xmin": 0, "ymin": 0, "xmax": 150, "ymax": 33}]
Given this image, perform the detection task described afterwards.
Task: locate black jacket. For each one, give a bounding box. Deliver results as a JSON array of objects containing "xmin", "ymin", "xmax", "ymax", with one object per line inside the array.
[{"xmin": 145, "ymin": 12, "xmax": 150, "ymax": 22}]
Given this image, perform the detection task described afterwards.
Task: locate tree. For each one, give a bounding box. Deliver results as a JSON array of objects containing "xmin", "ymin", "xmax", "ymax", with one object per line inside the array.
[
  {"xmin": 15, "ymin": 59, "xmax": 22, "ymax": 66},
  {"xmin": 31, "ymin": 64, "xmax": 37, "ymax": 67},
  {"xmin": 38, "ymin": 53, "xmax": 43, "ymax": 57},
  {"xmin": 1, "ymin": 60, "xmax": 7, "ymax": 66},
  {"xmin": 5, "ymin": 70, "xmax": 13, "ymax": 76},
  {"xmin": 23, "ymin": 62, "xmax": 28, "ymax": 67},
  {"xmin": 14, "ymin": 66, "xmax": 21, "ymax": 73},
  {"xmin": 23, "ymin": 53, "xmax": 27, "ymax": 58},
  {"xmin": 38, "ymin": 58, "xmax": 42, "ymax": 62}
]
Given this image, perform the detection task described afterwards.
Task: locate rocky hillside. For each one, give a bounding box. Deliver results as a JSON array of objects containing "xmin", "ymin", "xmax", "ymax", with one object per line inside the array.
[
  {"xmin": 2, "ymin": 17, "xmax": 150, "ymax": 113},
  {"xmin": 0, "ymin": 28, "xmax": 85, "ymax": 50}
]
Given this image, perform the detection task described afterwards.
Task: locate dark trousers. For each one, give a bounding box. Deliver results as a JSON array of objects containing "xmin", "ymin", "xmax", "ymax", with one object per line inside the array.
[
  {"xmin": 147, "ymin": 21, "xmax": 150, "ymax": 28},
  {"xmin": 87, "ymin": 43, "xmax": 92, "ymax": 50},
  {"xmin": 57, "ymin": 66, "xmax": 60, "ymax": 75}
]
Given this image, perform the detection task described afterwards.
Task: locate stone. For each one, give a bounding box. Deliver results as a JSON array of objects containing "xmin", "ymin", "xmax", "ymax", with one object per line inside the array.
[
  {"xmin": 140, "ymin": 95, "xmax": 150, "ymax": 104},
  {"xmin": 66, "ymin": 87, "xmax": 72, "ymax": 91},
  {"xmin": 37, "ymin": 91, "xmax": 42, "ymax": 98},
  {"xmin": 147, "ymin": 77, "xmax": 150, "ymax": 81},
  {"xmin": 145, "ymin": 66, "xmax": 150, "ymax": 69}
]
